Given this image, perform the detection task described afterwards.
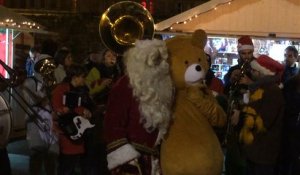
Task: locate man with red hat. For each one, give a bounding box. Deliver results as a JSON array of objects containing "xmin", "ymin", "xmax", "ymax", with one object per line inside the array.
[
  {"xmin": 224, "ymin": 36, "xmax": 257, "ymax": 175},
  {"xmin": 237, "ymin": 36, "xmax": 255, "ymax": 62},
  {"xmin": 224, "ymin": 36, "xmax": 256, "ymax": 95},
  {"xmin": 230, "ymin": 55, "xmax": 285, "ymax": 175}
]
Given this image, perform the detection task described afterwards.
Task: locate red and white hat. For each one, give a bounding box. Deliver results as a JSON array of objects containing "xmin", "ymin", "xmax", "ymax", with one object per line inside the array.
[
  {"xmin": 237, "ymin": 36, "xmax": 254, "ymax": 51},
  {"xmin": 250, "ymin": 55, "xmax": 284, "ymax": 76}
]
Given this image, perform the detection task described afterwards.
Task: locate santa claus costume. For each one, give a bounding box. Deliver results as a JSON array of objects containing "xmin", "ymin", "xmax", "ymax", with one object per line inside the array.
[{"xmin": 104, "ymin": 39, "xmax": 174, "ymax": 175}]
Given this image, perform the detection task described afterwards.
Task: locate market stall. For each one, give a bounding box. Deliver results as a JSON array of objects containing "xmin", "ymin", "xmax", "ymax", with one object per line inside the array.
[
  {"xmin": 0, "ymin": 5, "xmax": 49, "ymax": 140},
  {"xmin": 0, "ymin": 5, "xmax": 48, "ymax": 77},
  {"xmin": 156, "ymin": 0, "xmax": 300, "ymax": 38},
  {"xmin": 155, "ymin": 0, "xmax": 300, "ymax": 79}
]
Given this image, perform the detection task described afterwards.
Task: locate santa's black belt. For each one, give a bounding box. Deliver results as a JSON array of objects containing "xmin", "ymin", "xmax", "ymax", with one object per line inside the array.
[{"xmin": 132, "ymin": 142, "xmax": 159, "ymax": 157}]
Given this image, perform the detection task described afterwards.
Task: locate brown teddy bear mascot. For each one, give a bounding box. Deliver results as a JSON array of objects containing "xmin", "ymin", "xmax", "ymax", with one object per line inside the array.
[{"xmin": 160, "ymin": 29, "xmax": 227, "ymax": 175}]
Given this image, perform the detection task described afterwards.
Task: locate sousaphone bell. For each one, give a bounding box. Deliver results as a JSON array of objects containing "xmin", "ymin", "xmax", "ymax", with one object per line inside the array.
[
  {"xmin": 99, "ymin": 1, "xmax": 155, "ymax": 55},
  {"xmin": 34, "ymin": 57, "xmax": 57, "ymax": 87}
]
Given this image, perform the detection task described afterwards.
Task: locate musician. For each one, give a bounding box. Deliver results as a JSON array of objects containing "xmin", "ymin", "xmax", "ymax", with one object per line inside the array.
[
  {"xmin": 225, "ymin": 36, "xmax": 256, "ymax": 175},
  {"xmin": 21, "ymin": 72, "xmax": 59, "ymax": 175},
  {"xmin": 227, "ymin": 55, "xmax": 284, "ymax": 175},
  {"xmin": 104, "ymin": 39, "xmax": 173, "ymax": 175},
  {"xmin": 51, "ymin": 64, "xmax": 92, "ymax": 175},
  {"xmin": 224, "ymin": 36, "xmax": 256, "ymax": 96}
]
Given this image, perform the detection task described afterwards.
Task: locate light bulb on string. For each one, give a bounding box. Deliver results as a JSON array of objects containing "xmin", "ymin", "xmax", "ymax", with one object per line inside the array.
[{"xmin": 168, "ymin": 0, "xmax": 234, "ymax": 31}]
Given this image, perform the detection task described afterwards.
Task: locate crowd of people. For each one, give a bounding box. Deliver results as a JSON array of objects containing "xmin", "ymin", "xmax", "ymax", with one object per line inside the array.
[
  {"xmin": 218, "ymin": 36, "xmax": 300, "ymax": 175},
  {"xmin": 0, "ymin": 33, "xmax": 299, "ymax": 175},
  {"xmin": 3, "ymin": 45, "xmax": 123, "ymax": 175},
  {"xmin": 18, "ymin": 40, "xmax": 171, "ymax": 175}
]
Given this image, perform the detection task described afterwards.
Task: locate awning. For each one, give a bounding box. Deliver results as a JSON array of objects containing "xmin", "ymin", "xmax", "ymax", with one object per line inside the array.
[
  {"xmin": 155, "ymin": 0, "xmax": 300, "ymax": 39},
  {"xmin": 0, "ymin": 5, "xmax": 49, "ymax": 34}
]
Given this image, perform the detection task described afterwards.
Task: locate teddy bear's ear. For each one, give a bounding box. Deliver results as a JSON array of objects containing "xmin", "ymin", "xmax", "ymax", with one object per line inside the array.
[{"xmin": 191, "ymin": 29, "xmax": 207, "ymax": 49}]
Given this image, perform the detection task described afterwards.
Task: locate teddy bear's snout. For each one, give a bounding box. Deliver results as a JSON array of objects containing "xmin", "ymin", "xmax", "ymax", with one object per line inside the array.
[{"xmin": 195, "ymin": 65, "xmax": 201, "ymax": 72}]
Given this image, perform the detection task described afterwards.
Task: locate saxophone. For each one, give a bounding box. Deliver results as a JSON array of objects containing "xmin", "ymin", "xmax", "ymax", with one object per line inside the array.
[
  {"xmin": 232, "ymin": 60, "xmax": 251, "ymax": 89},
  {"xmin": 223, "ymin": 59, "xmax": 251, "ymax": 146}
]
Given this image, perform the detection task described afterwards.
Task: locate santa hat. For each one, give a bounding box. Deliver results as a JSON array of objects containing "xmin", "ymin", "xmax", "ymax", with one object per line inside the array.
[
  {"xmin": 237, "ymin": 36, "xmax": 254, "ymax": 51},
  {"xmin": 250, "ymin": 55, "xmax": 284, "ymax": 76}
]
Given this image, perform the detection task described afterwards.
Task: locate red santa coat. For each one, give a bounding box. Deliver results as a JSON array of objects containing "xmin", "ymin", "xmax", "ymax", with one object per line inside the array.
[{"xmin": 104, "ymin": 75, "xmax": 159, "ymax": 172}]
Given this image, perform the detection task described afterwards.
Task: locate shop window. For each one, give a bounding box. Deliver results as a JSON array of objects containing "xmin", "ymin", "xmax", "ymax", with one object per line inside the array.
[{"xmin": 160, "ymin": 34, "xmax": 300, "ymax": 81}]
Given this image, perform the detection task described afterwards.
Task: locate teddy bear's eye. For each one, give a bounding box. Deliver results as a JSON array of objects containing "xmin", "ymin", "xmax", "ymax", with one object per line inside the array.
[{"xmin": 184, "ymin": 60, "xmax": 189, "ymax": 65}]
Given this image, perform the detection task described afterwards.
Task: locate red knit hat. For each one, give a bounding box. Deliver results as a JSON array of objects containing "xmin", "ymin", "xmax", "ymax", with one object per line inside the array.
[
  {"xmin": 250, "ymin": 55, "xmax": 284, "ymax": 76},
  {"xmin": 237, "ymin": 36, "xmax": 254, "ymax": 51}
]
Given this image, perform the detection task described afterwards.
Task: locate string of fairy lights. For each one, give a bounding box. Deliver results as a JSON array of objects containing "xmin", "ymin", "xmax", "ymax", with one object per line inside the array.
[
  {"xmin": 0, "ymin": 18, "xmax": 41, "ymax": 30},
  {"xmin": 168, "ymin": 0, "xmax": 234, "ymax": 31}
]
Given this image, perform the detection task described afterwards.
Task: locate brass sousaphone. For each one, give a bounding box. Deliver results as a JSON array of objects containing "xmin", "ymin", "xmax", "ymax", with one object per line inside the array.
[
  {"xmin": 34, "ymin": 57, "xmax": 57, "ymax": 87},
  {"xmin": 99, "ymin": 1, "xmax": 155, "ymax": 55}
]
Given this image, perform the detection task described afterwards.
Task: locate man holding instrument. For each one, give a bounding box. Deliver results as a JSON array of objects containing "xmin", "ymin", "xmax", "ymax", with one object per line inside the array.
[
  {"xmin": 22, "ymin": 70, "xmax": 58, "ymax": 175},
  {"xmin": 224, "ymin": 36, "xmax": 256, "ymax": 175}
]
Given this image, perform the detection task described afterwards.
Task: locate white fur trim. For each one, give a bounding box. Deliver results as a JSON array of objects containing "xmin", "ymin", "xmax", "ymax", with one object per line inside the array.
[
  {"xmin": 151, "ymin": 156, "xmax": 160, "ymax": 175},
  {"xmin": 250, "ymin": 60, "xmax": 275, "ymax": 76},
  {"xmin": 238, "ymin": 45, "xmax": 254, "ymax": 51},
  {"xmin": 107, "ymin": 143, "xmax": 141, "ymax": 170},
  {"xmin": 154, "ymin": 130, "xmax": 164, "ymax": 146}
]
